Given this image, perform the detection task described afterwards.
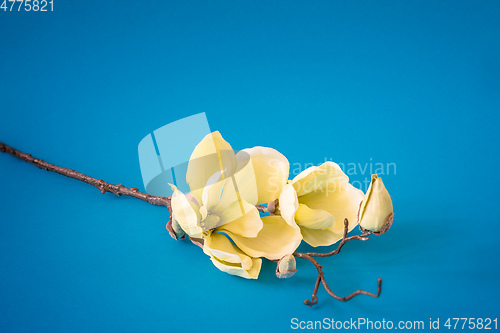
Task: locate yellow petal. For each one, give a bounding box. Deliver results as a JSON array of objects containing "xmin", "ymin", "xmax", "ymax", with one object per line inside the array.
[
  {"xmin": 209, "ymin": 257, "xmax": 262, "ymax": 280},
  {"xmin": 225, "ymin": 215, "xmax": 302, "ymax": 260},
  {"xmin": 169, "ymin": 184, "xmax": 203, "ymax": 238},
  {"xmin": 233, "ymin": 147, "xmax": 289, "ymax": 205},
  {"xmin": 203, "ymin": 232, "xmax": 252, "ymax": 269},
  {"xmin": 203, "ymin": 232, "xmax": 262, "ymax": 279},
  {"xmin": 299, "ymin": 226, "xmax": 343, "ymax": 247},
  {"xmin": 278, "ymin": 185, "xmax": 339, "ymax": 247},
  {"xmin": 277, "ymin": 183, "xmax": 300, "ymax": 230},
  {"xmin": 217, "ymin": 204, "xmax": 263, "ymax": 238},
  {"xmin": 295, "ymin": 204, "xmax": 334, "ymax": 230},
  {"xmin": 201, "ymin": 170, "xmax": 227, "ymax": 208},
  {"xmin": 201, "ymin": 174, "xmax": 236, "ymax": 214},
  {"xmin": 186, "ymin": 131, "xmax": 237, "ymax": 203},
  {"xmin": 359, "ymin": 174, "xmax": 394, "ymax": 232},
  {"xmin": 200, "ymin": 174, "xmax": 259, "ymax": 231},
  {"xmin": 298, "ymin": 181, "xmax": 363, "ymax": 234},
  {"xmin": 292, "ymin": 162, "xmax": 349, "ymax": 197}
]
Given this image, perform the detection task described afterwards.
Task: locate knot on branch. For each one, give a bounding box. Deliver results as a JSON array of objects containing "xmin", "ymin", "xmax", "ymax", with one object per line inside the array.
[{"xmin": 97, "ymin": 181, "xmax": 106, "ymax": 194}]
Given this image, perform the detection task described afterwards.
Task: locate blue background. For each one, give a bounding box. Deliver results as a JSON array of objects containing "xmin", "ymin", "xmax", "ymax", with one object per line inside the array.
[{"xmin": 1, "ymin": 1, "xmax": 499, "ymax": 332}]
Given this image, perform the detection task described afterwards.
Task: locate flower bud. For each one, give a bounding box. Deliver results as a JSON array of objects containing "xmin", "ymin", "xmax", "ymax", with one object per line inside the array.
[
  {"xmin": 358, "ymin": 174, "xmax": 394, "ymax": 235},
  {"xmin": 276, "ymin": 254, "xmax": 297, "ymax": 279},
  {"xmin": 166, "ymin": 218, "xmax": 186, "ymax": 240}
]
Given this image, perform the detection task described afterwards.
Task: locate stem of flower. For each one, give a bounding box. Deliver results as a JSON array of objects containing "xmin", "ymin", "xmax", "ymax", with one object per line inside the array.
[
  {"xmin": 294, "ymin": 219, "xmax": 382, "ymax": 306},
  {"xmin": 0, "ymin": 141, "xmax": 266, "ymax": 217},
  {"xmin": 0, "ymin": 141, "xmax": 171, "ymax": 207},
  {"xmin": 305, "ymin": 219, "xmax": 370, "ymax": 258},
  {"xmin": 1, "ymin": 141, "xmax": 383, "ymax": 307}
]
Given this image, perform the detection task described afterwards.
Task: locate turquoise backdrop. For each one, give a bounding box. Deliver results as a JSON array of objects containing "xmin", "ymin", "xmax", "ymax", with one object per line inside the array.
[{"xmin": 1, "ymin": 1, "xmax": 499, "ymax": 332}]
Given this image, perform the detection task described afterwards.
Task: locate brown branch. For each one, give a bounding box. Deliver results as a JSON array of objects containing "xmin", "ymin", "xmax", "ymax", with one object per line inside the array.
[
  {"xmin": 0, "ymin": 141, "xmax": 270, "ymax": 242},
  {"xmin": 305, "ymin": 274, "xmax": 321, "ymax": 306},
  {"xmin": 2, "ymin": 141, "xmax": 386, "ymax": 307},
  {"xmin": 295, "ymin": 252, "xmax": 382, "ymax": 306},
  {"xmin": 305, "ymin": 218, "xmax": 370, "ymax": 257},
  {"xmin": 256, "ymin": 205, "xmax": 268, "ymax": 213},
  {"xmin": 0, "ymin": 141, "xmax": 171, "ymax": 209},
  {"xmin": 294, "ymin": 218, "xmax": 382, "ymax": 306}
]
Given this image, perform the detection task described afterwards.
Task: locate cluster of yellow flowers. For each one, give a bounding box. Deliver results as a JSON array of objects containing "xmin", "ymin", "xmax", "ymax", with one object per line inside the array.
[{"xmin": 169, "ymin": 132, "xmax": 393, "ymax": 279}]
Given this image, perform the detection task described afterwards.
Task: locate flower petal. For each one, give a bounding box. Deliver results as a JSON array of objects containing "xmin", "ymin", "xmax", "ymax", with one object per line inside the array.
[
  {"xmin": 234, "ymin": 147, "xmax": 289, "ymax": 205},
  {"xmin": 292, "ymin": 162, "xmax": 349, "ymax": 197},
  {"xmin": 295, "ymin": 204, "xmax": 335, "ymax": 230},
  {"xmin": 225, "ymin": 215, "xmax": 302, "ymax": 260},
  {"xmin": 186, "ymin": 131, "xmax": 237, "ymax": 203},
  {"xmin": 201, "ymin": 174, "xmax": 235, "ymax": 213},
  {"xmin": 299, "ymin": 226, "xmax": 343, "ymax": 247},
  {"xmin": 277, "ymin": 183, "xmax": 300, "ymax": 230},
  {"xmin": 298, "ymin": 181, "xmax": 364, "ymax": 234},
  {"xmin": 200, "ymin": 173, "xmax": 259, "ymax": 231},
  {"xmin": 169, "ymin": 184, "xmax": 203, "ymax": 238},
  {"xmin": 217, "ymin": 204, "xmax": 263, "ymax": 238},
  {"xmin": 279, "ymin": 185, "xmax": 339, "ymax": 247},
  {"xmin": 203, "ymin": 232, "xmax": 262, "ymax": 279}
]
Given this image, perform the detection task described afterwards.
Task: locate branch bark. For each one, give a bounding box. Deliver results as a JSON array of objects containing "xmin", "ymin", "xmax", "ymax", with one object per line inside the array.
[
  {"xmin": 294, "ymin": 218, "xmax": 382, "ymax": 306},
  {"xmin": 0, "ymin": 141, "xmax": 270, "ymax": 217},
  {"xmin": 1, "ymin": 141, "xmax": 384, "ymax": 307},
  {"xmin": 0, "ymin": 141, "xmax": 171, "ymax": 208}
]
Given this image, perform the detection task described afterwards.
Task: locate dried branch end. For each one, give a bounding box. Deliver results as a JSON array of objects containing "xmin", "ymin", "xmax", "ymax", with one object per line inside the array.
[{"xmin": 304, "ymin": 295, "xmax": 318, "ymax": 306}]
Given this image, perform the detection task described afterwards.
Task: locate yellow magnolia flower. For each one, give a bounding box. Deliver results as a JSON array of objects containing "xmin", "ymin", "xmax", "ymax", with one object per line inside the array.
[
  {"xmin": 358, "ymin": 174, "xmax": 394, "ymax": 234},
  {"xmin": 170, "ymin": 132, "xmax": 302, "ymax": 279},
  {"xmin": 278, "ymin": 162, "xmax": 364, "ymax": 247}
]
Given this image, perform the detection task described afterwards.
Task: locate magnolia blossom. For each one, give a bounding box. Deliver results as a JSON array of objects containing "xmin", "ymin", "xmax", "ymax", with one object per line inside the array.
[
  {"xmin": 358, "ymin": 174, "xmax": 394, "ymax": 233},
  {"xmin": 170, "ymin": 131, "xmax": 393, "ymax": 279},
  {"xmin": 278, "ymin": 162, "xmax": 364, "ymax": 247},
  {"xmin": 170, "ymin": 132, "xmax": 302, "ymax": 279}
]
